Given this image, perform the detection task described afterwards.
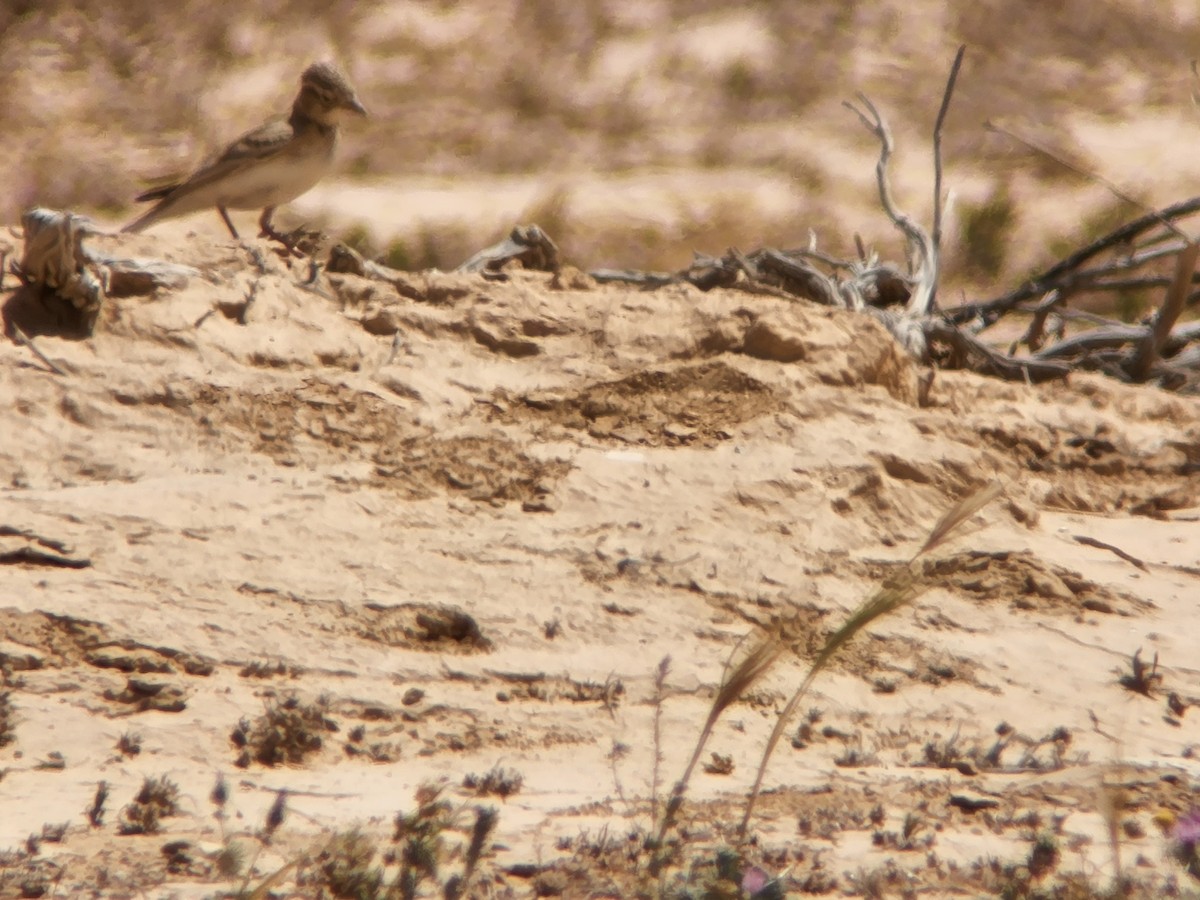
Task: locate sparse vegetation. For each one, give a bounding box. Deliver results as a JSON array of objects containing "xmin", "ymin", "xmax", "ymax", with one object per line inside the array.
[
  {"xmin": 0, "ymin": 692, "xmax": 15, "ymax": 748},
  {"xmin": 319, "ymin": 829, "xmax": 385, "ymax": 899},
  {"xmin": 462, "ymin": 765, "xmax": 524, "ymax": 800},
  {"xmin": 1119, "ymin": 648, "xmax": 1163, "ymax": 697},
  {"xmin": 239, "ymin": 659, "xmax": 294, "ymax": 679},
  {"xmin": 231, "ymin": 694, "xmax": 337, "ymax": 768},
  {"xmin": 115, "ymin": 730, "xmax": 141, "ymax": 758},
  {"xmin": 118, "ymin": 776, "xmax": 181, "ymax": 836},
  {"xmin": 85, "ymin": 782, "xmax": 108, "ymax": 829},
  {"xmin": 960, "ymin": 185, "xmax": 1016, "ymax": 279}
]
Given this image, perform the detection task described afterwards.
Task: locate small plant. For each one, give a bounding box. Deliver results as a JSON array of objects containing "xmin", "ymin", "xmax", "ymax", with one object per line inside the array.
[
  {"xmin": 791, "ymin": 708, "xmax": 823, "ymax": 750},
  {"xmin": 211, "ymin": 772, "xmax": 228, "ymax": 814},
  {"xmin": 118, "ymin": 775, "xmax": 181, "ymax": 836},
  {"xmin": 1119, "ymin": 648, "xmax": 1162, "ymax": 696},
  {"xmin": 741, "ymin": 863, "xmax": 785, "ymax": 899},
  {"xmin": 0, "ymin": 692, "xmax": 14, "ymax": 748},
  {"xmin": 39, "ymin": 823, "xmax": 67, "ymax": 844},
  {"xmin": 676, "ymin": 846, "xmax": 749, "ymax": 900},
  {"xmin": 874, "ymin": 811, "xmax": 933, "ymax": 851},
  {"xmin": 264, "ymin": 790, "xmax": 287, "ymax": 839},
  {"xmin": 959, "ymin": 185, "xmax": 1016, "ymax": 279},
  {"xmin": 215, "ymin": 841, "xmax": 246, "ymax": 879},
  {"xmin": 85, "ymin": 781, "xmax": 108, "ymax": 828},
  {"xmin": 394, "ymin": 783, "xmax": 454, "ymax": 897},
  {"xmin": 115, "ymin": 731, "xmax": 142, "ymax": 758},
  {"xmin": 319, "ymin": 829, "xmax": 384, "ymax": 899},
  {"xmin": 231, "ymin": 694, "xmax": 337, "ymax": 767},
  {"xmin": 239, "ymin": 659, "xmax": 290, "ymax": 679},
  {"xmin": 387, "ymin": 784, "xmax": 498, "ymax": 899},
  {"xmin": 922, "ymin": 729, "xmax": 972, "ymax": 773},
  {"xmin": 833, "ymin": 736, "xmax": 879, "ymax": 769},
  {"xmin": 462, "ymin": 765, "xmax": 524, "ymax": 799},
  {"xmin": 649, "ymin": 655, "xmax": 671, "ymax": 833},
  {"xmin": 1015, "ymin": 726, "xmax": 1072, "ymax": 770},
  {"xmin": 1026, "ymin": 831, "xmax": 1060, "ymax": 880}
]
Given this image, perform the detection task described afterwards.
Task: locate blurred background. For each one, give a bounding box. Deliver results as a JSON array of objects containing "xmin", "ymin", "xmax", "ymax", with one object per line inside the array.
[{"xmin": 4, "ymin": 0, "xmax": 1200, "ymax": 311}]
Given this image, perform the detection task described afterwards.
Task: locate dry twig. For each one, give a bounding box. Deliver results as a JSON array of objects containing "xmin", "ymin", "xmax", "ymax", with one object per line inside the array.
[
  {"xmin": 10, "ymin": 323, "xmax": 67, "ymax": 376},
  {"xmin": 1126, "ymin": 242, "xmax": 1200, "ymax": 380},
  {"xmin": 930, "ymin": 45, "xmax": 966, "ymax": 311}
]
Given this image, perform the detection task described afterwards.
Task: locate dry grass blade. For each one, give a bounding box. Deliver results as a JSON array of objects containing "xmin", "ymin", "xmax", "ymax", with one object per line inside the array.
[
  {"xmin": 916, "ymin": 481, "xmax": 1003, "ymax": 557},
  {"xmin": 738, "ymin": 482, "xmax": 1003, "ymax": 838},
  {"xmin": 649, "ymin": 634, "xmax": 784, "ymax": 872},
  {"xmin": 670, "ymin": 635, "xmax": 782, "ymax": 788},
  {"xmin": 737, "ymin": 572, "xmax": 921, "ymax": 837}
]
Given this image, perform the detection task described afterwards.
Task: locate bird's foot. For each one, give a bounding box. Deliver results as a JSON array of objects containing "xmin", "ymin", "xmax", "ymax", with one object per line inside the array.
[{"xmin": 259, "ymin": 221, "xmax": 308, "ymax": 259}]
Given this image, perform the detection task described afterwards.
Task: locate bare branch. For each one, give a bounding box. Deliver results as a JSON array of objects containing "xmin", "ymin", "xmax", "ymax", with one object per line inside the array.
[
  {"xmin": 10, "ymin": 324, "xmax": 68, "ymax": 376},
  {"xmin": 925, "ymin": 319, "xmax": 1070, "ymax": 382},
  {"xmin": 951, "ymin": 195, "xmax": 1200, "ymax": 325},
  {"xmin": 1073, "ymin": 535, "xmax": 1148, "ymax": 572},
  {"xmin": 1015, "ymin": 289, "xmax": 1063, "ymax": 352},
  {"xmin": 930, "ymin": 45, "xmax": 966, "ymax": 310},
  {"xmin": 1034, "ymin": 320, "xmax": 1200, "ymax": 362},
  {"xmin": 844, "ymin": 93, "xmax": 937, "ymax": 316},
  {"xmin": 1126, "ymin": 242, "xmax": 1200, "ymax": 380}
]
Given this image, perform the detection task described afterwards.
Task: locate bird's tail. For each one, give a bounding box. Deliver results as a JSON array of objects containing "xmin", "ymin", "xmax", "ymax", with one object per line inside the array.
[
  {"xmin": 134, "ymin": 184, "xmax": 177, "ymax": 203},
  {"xmin": 121, "ymin": 183, "xmax": 181, "ymax": 233},
  {"xmin": 121, "ymin": 207, "xmax": 159, "ymax": 234}
]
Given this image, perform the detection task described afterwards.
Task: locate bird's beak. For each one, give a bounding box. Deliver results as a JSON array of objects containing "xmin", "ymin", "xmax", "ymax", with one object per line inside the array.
[{"xmin": 345, "ymin": 96, "xmax": 368, "ymax": 117}]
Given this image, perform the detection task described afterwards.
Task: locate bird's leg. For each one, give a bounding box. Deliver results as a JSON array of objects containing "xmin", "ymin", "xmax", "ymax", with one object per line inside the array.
[
  {"xmin": 217, "ymin": 206, "xmax": 240, "ymax": 239},
  {"xmin": 258, "ymin": 207, "xmax": 305, "ymax": 258}
]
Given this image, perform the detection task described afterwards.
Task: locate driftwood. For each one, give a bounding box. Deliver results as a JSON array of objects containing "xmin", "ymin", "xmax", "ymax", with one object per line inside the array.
[
  {"xmin": 585, "ymin": 47, "xmax": 1075, "ymax": 385},
  {"xmin": 573, "ymin": 47, "xmax": 1200, "ymax": 394},
  {"xmin": 8, "ymin": 208, "xmax": 199, "ymax": 336},
  {"xmin": 456, "ymin": 224, "xmax": 559, "ymax": 275},
  {"xmin": 326, "ymin": 52, "xmax": 1200, "ymax": 394}
]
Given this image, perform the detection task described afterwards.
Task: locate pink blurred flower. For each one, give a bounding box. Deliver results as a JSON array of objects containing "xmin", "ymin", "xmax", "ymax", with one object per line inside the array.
[
  {"xmin": 741, "ymin": 865, "xmax": 769, "ymax": 896},
  {"xmin": 1176, "ymin": 808, "xmax": 1200, "ymax": 849}
]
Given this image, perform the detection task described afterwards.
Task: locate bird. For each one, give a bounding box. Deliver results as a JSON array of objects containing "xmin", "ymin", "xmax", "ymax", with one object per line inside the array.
[{"xmin": 122, "ymin": 61, "xmax": 367, "ymax": 248}]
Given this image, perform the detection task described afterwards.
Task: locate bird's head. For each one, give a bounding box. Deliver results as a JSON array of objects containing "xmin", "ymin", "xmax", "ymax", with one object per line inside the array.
[{"xmin": 295, "ymin": 61, "xmax": 367, "ymax": 125}]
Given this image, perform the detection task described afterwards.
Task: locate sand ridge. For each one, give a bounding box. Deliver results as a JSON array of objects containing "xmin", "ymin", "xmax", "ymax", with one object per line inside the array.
[{"xmin": 0, "ymin": 229, "xmax": 1198, "ymax": 895}]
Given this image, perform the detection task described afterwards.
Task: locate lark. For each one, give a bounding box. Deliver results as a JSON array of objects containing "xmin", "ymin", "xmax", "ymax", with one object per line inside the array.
[{"xmin": 123, "ymin": 62, "xmax": 366, "ymax": 247}]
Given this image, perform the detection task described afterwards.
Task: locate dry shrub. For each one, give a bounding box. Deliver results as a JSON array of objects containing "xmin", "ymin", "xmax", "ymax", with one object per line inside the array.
[
  {"xmin": 118, "ymin": 775, "xmax": 180, "ymax": 836},
  {"xmin": 231, "ymin": 694, "xmax": 337, "ymax": 768}
]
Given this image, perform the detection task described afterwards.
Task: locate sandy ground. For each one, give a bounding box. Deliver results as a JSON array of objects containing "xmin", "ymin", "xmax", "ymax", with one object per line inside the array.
[{"xmin": 1, "ymin": 224, "xmax": 1198, "ymax": 896}]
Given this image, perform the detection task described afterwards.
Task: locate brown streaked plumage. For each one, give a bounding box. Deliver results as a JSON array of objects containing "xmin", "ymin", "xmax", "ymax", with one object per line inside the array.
[{"xmin": 123, "ymin": 62, "xmax": 367, "ymax": 244}]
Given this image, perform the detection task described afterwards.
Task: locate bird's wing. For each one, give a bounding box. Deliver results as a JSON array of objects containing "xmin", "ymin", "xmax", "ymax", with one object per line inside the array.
[
  {"xmin": 212, "ymin": 117, "xmax": 297, "ymax": 166},
  {"xmin": 134, "ymin": 117, "xmax": 296, "ymax": 204}
]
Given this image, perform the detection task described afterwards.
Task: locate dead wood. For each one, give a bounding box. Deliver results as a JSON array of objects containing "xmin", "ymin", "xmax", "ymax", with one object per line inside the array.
[
  {"xmin": 9, "ymin": 208, "xmax": 200, "ymax": 337},
  {"xmin": 10, "ymin": 322, "xmax": 68, "ymax": 376},
  {"xmin": 931, "ymin": 45, "xmax": 966, "ymax": 312},
  {"xmin": 1073, "ymin": 535, "xmax": 1148, "ymax": 572},
  {"xmin": 924, "ymin": 320, "xmax": 1070, "ymax": 383},
  {"xmin": 843, "ymin": 92, "xmax": 938, "ymax": 316},
  {"xmin": 1126, "ymin": 243, "xmax": 1200, "ymax": 380},
  {"xmin": 950, "ymin": 195, "xmax": 1200, "ymax": 328},
  {"xmin": 0, "ymin": 546, "xmax": 91, "ymax": 568},
  {"xmin": 456, "ymin": 224, "xmax": 559, "ymax": 275}
]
